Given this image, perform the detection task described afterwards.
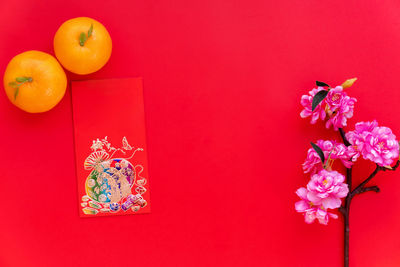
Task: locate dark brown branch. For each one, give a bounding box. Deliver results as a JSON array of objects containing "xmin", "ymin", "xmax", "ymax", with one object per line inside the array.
[
  {"xmin": 337, "ymin": 127, "xmax": 399, "ymax": 267},
  {"xmin": 352, "ymin": 160, "xmax": 400, "ymax": 197},
  {"xmin": 338, "ymin": 127, "xmax": 352, "ymax": 267},
  {"xmin": 360, "ymin": 186, "xmax": 380, "ymax": 193},
  {"xmin": 343, "ymin": 166, "xmax": 351, "ymax": 267},
  {"xmin": 351, "ymin": 165, "xmax": 380, "ymax": 196},
  {"xmin": 339, "ymin": 128, "xmax": 351, "ymax": 146},
  {"xmin": 380, "ymin": 160, "xmax": 400, "ymax": 172},
  {"xmin": 339, "ymin": 206, "xmax": 346, "ymax": 215}
]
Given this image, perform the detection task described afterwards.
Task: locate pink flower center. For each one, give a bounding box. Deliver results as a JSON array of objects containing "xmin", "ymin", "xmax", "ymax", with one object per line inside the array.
[
  {"xmin": 377, "ymin": 141, "xmax": 386, "ymax": 149},
  {"xmin": 322, "ymin": 179, "xmax": 328, "ymax": 186},
  {"xmin": 324, "ymin": 104, "xmax": 332, "ymax": 115},
  {"xmin": 331, "ymin": 93, "xmax": 340, "ymax": 102}
]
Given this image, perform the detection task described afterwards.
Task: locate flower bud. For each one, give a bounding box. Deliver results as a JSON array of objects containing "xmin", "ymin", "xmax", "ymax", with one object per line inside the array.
[{"xmin": 341, "ymin": 78, "xmax": 357, "ymax": 89}]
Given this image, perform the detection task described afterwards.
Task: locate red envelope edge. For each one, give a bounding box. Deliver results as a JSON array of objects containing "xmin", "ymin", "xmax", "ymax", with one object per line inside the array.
[{"xmin": 71, "ymin": 78, "xmax": 151, "ymax": 217}]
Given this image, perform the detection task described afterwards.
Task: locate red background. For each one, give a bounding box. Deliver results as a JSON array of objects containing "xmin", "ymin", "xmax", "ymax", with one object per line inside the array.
[{"xmin": 1, "ymin": 0, "xmax": 400, "ymax": 266}]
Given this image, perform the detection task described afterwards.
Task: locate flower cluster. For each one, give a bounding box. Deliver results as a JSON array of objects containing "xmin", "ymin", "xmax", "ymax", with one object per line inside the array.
[
  {"xmin": 295, "ymin": 170, "xmax": 348, "ymax": 225},
  {"xmin": 346, "ymin": 121, "xmax": 399, "ymax": 167},
  {"xmin": 297, "ymin": 79, "xmax": 399, "ymax": 226},
  {"xmin": 300, "ymin": 85, "xmax": 357, "ymax": 131},
  {"xmin": 303, "ymin": 139, "xmax": 353, "ymax": 174},
  {"xmin": 298, "ymin": 136, "xmax": 352, "ymax": 224}
]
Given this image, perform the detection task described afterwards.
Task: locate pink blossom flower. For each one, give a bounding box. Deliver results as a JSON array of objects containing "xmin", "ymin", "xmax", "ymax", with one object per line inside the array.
[
  {"xmin": 300, "ymin": 87, "xmax": 327, "ymax": 124},
  {"xmin": 346, "ymin": 121, "xmax": 399, "ymax": 166},
  {"xmin": 354, "ymin": 120, "xmax": 378, "ymax": 134},
  {"xmin": 295, "ymin": 187, "xmax": 338, "ymax": 225},
  {"xmin": 346, "ymin": 121, "xmax": 379, "ymax": 161},
  {"xmin": 325, "ymin": 86, "xmax": 345, "ymax": 111},
  {"xmin": 306, "ymin": 169, "xmax": 349, "ymax": 209},
  {"xmin": 346, "ymin": 121, "xmax": 378, "ymax": 143},
  {"xmin": 300, "ymin": 85, "xmax": 357, "ymax": 131},
  {"xmin": 325, "ymin": 88, "xmax": 357, "ymax": 131},
  {"xmin": 303, "ymin": 140, "xmax": 353, "ymax": 174}
]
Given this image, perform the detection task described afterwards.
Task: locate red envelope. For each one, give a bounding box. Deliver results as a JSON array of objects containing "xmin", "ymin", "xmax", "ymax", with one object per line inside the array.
[{"xmin": 71, "ymin": 78, "xmax": 151, "ymax": 217}]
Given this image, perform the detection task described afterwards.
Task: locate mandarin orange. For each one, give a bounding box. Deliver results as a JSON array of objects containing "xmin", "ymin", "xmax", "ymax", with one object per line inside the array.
[
  {"xmin": 3, "ymin": 50, "xmax": 67, "ymax": 113},
  {"xmin": 54, "ymin": 17, "xmax": 112, "ymax": 75}
]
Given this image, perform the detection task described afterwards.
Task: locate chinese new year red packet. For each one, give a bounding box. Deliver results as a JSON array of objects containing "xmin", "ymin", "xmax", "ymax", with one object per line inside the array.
[{"xmin": 71, "ymin": 78, "xmax": 151, "ymax": 217}]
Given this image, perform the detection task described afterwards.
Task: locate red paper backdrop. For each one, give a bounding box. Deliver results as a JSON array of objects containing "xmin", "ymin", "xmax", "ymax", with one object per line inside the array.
[{"xmin": 1, "ymin": 0, "xmax": 400, "ymax": 266}]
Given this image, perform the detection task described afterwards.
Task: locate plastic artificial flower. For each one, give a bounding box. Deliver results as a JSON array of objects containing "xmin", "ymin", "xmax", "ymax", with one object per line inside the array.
[
  {"xmin": 303, "ymin": 140, "xmax": 353, "ymax": 174},
  {"xmin": 325, "ymin": 87, "xmax": 357, "ymax": 131},
  {"xmin": 325, "ymin": 86, "xmax": 345, "ymax": 111},
  {"xmin": 346, "ymin": 121, "xmax": 399, "ymax": 166},
  {"xmin": 295, "ymin": 187, "xmax": 338, "ymax": 225},
  {"xmin": 300, "ymin": 87, "xmax": 327, "ymax": 124},
  {"xmin": 300, "ymin": 85, "xmax": 356, "ymax": 131},
  {"xmin": 346, "ymin": 120, "xmax": 378, "ymax": 161},
  {"xmin": 306, "ymin": 169, "xmax": 349, "ymax": 209}
]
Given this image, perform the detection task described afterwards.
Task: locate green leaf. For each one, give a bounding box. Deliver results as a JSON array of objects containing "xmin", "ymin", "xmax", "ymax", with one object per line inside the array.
[
  {"xmin": 311, "ymin": 90, "xmax": 328, "ymax": 111},
  {"xmin": 16, "ymin": 77, "xmax": 28, "ymax": 83},
  {"xmin": 79, "ymin": 32, "xmax": 87, "ymax": 46},
  {"xmin": 311, "ymin": 142, "xmax": 325, "ymax": 165},
  {"xmin": 88, "ymin": 24, "xmax": 93, "ymax": 38},
  {"xmin": 326, "ymin": 147, "xmax": 335, "ymax": 164},
  {"xmin": 14, "ymin": 87, "xmax": 19, "ymax": 100},
  {"xmin": 8, "ymin": 81, "xmax": 18, "ymax": 88},
  {"xmin": 316, "ymin": 81, "xmax": 330, "ymax": 87}
]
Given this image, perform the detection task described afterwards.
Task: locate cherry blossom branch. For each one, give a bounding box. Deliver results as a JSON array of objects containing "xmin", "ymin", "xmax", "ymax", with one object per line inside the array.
[
  {"xmin": 338, "ymin": 127, "xmax": 400, "ymax": 267},
  {"xmin": 352, "ymin": 160, "xmax": 400, "ymax": 197},
  {"xmin": 339, "ymin": 128, "xmax": 351, "ymax": 146},
  {"xmin": 338, "ymin": 128, "xmax": 351, "ymax": 267},
  {"xmin": 342, "ymin": 167, "xmax": 351, "ymax": 267},
  {"xmin": 360, "ymin": 186, "xmax": 380, "ymax": 194},
  {"xmin": 297, "ymin": 80, "xmax": 400, "ymax": 267},
  {"xmin": 381, "ymin": 160, "xmax": 400, "ymax": 171},
  {"xmin": 351, "ymin": 165, "xmax": 379, "ymax": 197}
]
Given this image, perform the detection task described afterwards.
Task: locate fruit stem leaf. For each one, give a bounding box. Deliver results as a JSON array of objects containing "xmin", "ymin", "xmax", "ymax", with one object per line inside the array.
[
  {"xmin": 9, "ymin": 76, "xmax": 33, "ymax": 100},
  {"xmin": 14, "ymin": 87, "xmax": 19, "ymax": 100},
  {"xmin": 79, "ymin": 32, "xmax": 87, "ymax": 46},
  {"xmin": 88, "ymin": 24, "xmax": 93, "ymax": 38},
  {"xmin": 80, "ymin": 24, "xmax": 93, "ymax": 46}
]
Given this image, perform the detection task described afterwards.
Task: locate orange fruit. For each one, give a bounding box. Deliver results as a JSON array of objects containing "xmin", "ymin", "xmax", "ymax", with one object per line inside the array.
[
  {"xmin": 54, "ymin": 17, "xmax": 112, "ymax": 75},
  {"xmin": 3, "ymin": 50, "xmax": 67, "ymax": 113}
]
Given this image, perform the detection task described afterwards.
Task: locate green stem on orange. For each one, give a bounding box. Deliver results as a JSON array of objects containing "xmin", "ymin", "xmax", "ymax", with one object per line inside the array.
[
  {"xmin": 9, "ymin": 76, "xmax": 33, "ymax": 100},
  {"xmin": 79, "ymin": 24, "xmax": 93, "ymax": 47}
]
